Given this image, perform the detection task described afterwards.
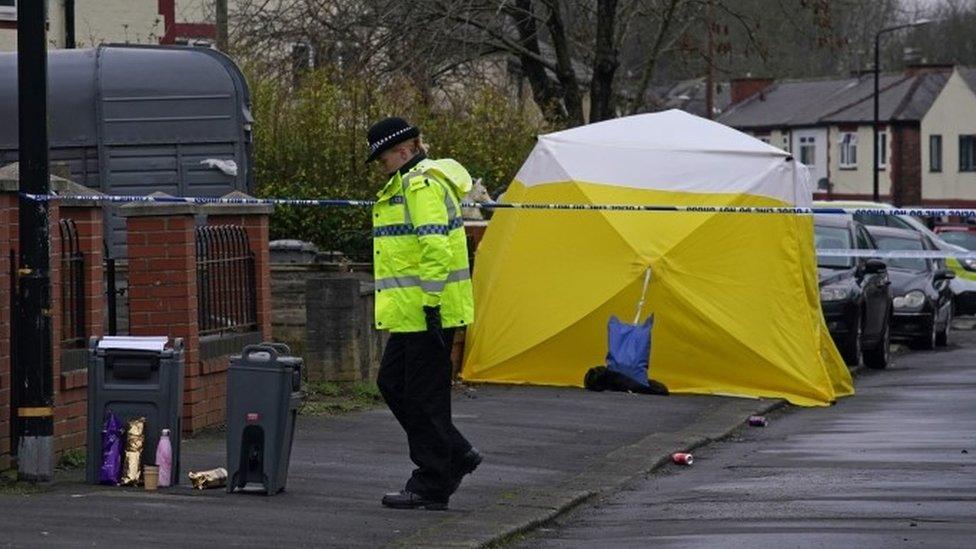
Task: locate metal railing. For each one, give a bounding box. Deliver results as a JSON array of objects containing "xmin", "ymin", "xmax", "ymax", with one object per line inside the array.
[
  {"xmin": 58, "ymin": 219, "xmax": 86, "ymax": 348},
  {"xmin": 196, "ymin": 225, "xmax": 258, "ymax": 336}
]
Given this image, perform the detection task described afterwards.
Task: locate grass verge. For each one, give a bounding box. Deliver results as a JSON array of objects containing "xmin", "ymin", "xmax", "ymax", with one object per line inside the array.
[{"xmin": 300, "ymin": 381, "xmax": 384, "ymax": 416}]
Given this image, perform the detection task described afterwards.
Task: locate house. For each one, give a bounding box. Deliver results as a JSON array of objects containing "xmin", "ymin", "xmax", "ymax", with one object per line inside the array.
[
  {"xmin": 718, "ymin": 65, "xmax": 976, "ymax": 207},
  {"xmin": 647, "ymin": 77, "xmax": 733, "ymax": 119},
  {"xmin": 0, "ymin": 0, "xmax": 217, "ymax": 51}
]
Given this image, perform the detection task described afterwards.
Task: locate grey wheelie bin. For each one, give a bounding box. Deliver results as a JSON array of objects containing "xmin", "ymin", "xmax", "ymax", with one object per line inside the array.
[
  {"xmin": 227, "ymin": 343, "xmax": 302, "ymax": 494},
  {"xmin": 86, "ymin": 337, "xmax": 184, "ymax": 484}
]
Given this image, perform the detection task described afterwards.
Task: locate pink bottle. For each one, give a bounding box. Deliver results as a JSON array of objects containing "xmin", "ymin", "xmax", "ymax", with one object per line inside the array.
[{"xmin": 155, "ymin": 429, "xmax": 173, "ymax": 487}]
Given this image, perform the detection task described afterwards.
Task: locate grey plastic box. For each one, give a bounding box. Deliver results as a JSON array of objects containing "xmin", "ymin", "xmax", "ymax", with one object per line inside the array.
[
  {"xmin": 227, "ymin": 343, "xmax": 302, "ymax": 495},
  {"xmin": 85, "ymin": 337, "xmax": 185, "ymax": 485}
]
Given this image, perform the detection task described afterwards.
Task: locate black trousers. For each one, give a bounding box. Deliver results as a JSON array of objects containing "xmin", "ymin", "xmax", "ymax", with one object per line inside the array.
[{"xmin": 377, "ymin": 329, "xmax": 472, "ymax": 502}]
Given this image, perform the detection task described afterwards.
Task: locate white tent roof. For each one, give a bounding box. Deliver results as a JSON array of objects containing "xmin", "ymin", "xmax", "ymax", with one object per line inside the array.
[{"xmin": 515, "ymin": 109, "xmax": 811, "ymax": 206}]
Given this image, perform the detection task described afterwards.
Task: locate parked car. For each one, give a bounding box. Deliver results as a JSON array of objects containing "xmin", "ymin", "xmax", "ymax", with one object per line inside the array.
[
  {"xmin": 814, "ymin": 200, "xmax": 976, "ymax": 316},
  {"xmin": 814, "ymin": 215, "xmax": 892, "ymax": 368},
  {"xmin": 935, "ymin": 226, "xmax": 976, "ymax": 251},
  {"xmin": 864, "ymin": 226, "xmax": 955, "ymax": 349}
]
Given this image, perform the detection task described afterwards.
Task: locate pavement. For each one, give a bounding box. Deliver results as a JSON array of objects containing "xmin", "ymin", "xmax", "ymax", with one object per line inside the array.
[
  {"xmin": 517, "ymin": 324, "xmax": 976, "ymax": 548},
  {"xmin": 0, "ymin": 381, "xmax": 780, "ymax": 547}
]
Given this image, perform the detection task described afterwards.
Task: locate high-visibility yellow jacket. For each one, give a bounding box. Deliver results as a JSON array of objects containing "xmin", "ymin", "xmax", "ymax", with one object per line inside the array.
[{"xmin": 372, "ymin": 158, "xmax": 475, "ymax": 332}]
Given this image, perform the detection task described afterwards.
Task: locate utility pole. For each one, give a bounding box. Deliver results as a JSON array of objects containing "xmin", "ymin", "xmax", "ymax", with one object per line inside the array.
[
  {"xmin": 16, "ymin": 0, "xmax": 55, "ymax": 482},
  {"xmin": 216, "ymin": 0, "xmax": 229, "ymax": 51},
  {"xmin": 704, "ymin": 0, "xmax": 714, "ymax": 120},
  {"xmin": 873, "ymin": 19, "xmax": 935, "ymax": 203},
  {"xmin": 65, "ymin": 0, "xmax": 77, "ymax": 49}
]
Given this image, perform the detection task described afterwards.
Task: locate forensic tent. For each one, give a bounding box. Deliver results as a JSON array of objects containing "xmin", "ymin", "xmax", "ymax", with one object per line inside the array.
[{"xmin": 461, "ymin": 110, "xmax": 853, "ymax": 407}]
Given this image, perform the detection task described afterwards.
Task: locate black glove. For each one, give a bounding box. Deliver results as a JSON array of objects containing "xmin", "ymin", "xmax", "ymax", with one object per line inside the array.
[{"xmin": 423, "ymin": 305, "xmax": 446, "ymax": 348}]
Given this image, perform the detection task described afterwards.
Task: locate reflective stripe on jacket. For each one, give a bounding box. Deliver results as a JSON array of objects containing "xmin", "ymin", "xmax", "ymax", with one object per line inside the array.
[{"xmin": 372, "ymin": 158, "xmax": 475, "ymax": 332}]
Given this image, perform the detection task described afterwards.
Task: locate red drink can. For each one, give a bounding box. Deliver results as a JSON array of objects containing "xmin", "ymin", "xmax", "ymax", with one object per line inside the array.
[
  {"xmin": 671, "ymin": 452, "xmax": 694, "ymax": 465},
  {"xmin": 748, "ymin": 415, "xmax": 768, "ymax": 427}
]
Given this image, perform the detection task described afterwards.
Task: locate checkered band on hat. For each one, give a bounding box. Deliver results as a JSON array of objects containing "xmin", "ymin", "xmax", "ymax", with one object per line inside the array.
[{"xmin": 369, "ymin": 126, "xmax": 414, "ymax": 152}]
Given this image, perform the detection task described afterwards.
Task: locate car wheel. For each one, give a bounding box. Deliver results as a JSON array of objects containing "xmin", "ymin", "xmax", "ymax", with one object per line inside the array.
[
  {"xmin": 839, "ymin": 315, "xmax": 862, "ymax": 366},
  {"xmin": 915, "ymin": 315, "xmax": 937, "ymax": 350},
  {"xmin": 863, "ymin": 316, "xmax": 890, "ymax": 369},
  {"xmin": 936, "ymin": 304, "xmax": 951, "ymax": 347}
]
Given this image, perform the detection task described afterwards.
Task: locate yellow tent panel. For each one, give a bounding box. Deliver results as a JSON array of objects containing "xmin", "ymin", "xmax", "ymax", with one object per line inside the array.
[{"xmin": 461, "ymin": 110, "xmax": 853, "ymax": 406}]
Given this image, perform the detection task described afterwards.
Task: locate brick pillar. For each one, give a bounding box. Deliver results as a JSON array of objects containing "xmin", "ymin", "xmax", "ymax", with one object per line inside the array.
[
  {"xmin": 202, "ymin": 191, "xmax": 274, "ymax": 340},
  {"xmin": 0, "ymin": 183, "xmax": 16, "ymax": 470},
  {"xmin": 120, "ymin": 198, "xmax": 203, "ymax": 432},
  {"xmin": 52, "ymin": 186, "xmax": 107, "ymax": 455},
  {"xmin": 46, "ymin": 198, "xmax": 65, "ymax": 455}
]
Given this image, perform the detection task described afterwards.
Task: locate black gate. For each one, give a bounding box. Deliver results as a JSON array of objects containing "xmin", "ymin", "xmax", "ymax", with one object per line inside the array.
[
  {"xmin": 58, "ymin": 219, "xmax": 86, "ymax": 349},
  {"xmin": 196, "ymin": 225, "xmax": 257, "ymax": 336}
]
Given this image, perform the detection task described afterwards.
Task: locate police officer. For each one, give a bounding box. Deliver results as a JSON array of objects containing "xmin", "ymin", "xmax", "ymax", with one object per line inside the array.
[{"xmin": 367, "ymin": 117, "xmax": 481, "ymax": 510}]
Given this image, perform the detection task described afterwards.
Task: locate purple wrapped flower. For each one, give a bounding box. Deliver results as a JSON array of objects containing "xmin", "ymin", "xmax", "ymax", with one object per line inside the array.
[{"xmin": 98, "ymin": 411, "xmax": 124, "ymax": 485}]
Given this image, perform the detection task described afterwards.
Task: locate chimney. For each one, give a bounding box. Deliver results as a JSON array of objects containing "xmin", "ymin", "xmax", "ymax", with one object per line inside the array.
[
  {"xmin": 730, "ymin": 77, "xmax": 774, "ymax": 105},
  {"xmin": 904, "ymin": 63, "xmax": 954, "ymax": 77}
]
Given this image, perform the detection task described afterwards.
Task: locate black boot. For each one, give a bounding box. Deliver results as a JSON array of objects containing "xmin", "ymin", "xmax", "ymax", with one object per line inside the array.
[
  {"xmin": 450, "ymin": 448, "xmax": 483, "ymax": 494},
  {"xmin": 381, "ymin": 490, "xmax": 448, "ymax": 511}
]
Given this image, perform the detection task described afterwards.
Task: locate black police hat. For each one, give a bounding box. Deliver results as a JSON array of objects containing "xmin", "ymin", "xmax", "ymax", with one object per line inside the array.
[{"xmin": 366, "ymin": 117, "xmax": 420, "ymax": 163}]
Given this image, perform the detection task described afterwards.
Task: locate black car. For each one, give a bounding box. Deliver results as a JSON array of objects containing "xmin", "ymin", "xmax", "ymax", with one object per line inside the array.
[
  {"xmin": 865, "ymin": 226, "xmax": 955, "ymax": 349},
  {"xmin": 814, "ymin": 215, "xmax": 892, "ymax": 368}
]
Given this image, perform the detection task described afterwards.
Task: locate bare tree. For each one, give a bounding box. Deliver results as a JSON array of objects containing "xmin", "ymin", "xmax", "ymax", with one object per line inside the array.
[{"xmin": 230, "ymin": 0, "xmax": 891, "ymax": 126}]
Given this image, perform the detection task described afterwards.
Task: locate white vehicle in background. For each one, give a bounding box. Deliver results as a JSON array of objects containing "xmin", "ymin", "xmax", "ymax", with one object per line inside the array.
[{"xmin": 813, "ymin": 200, "xmax": 976, "ymax": 317}]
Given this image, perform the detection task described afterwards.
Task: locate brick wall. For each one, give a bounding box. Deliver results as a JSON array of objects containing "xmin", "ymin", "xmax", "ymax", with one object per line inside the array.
[
  {"xmin": 1, "ymin": 199, "xmax": 67, "ymax": 465},
  {"xmin": 304, "ymin": 273, "xmax": 386, "ymax": 382},
  {"xmin": 0, "ymin": 195, "xmax": 105, "ymax": 468},
  {"xmin": 269, "ymin": 263, "xmax": 372, "ymax": 360},
  {"xmin": 186, "ymin": 213, "xmax": 272, "ymax": 431},
  {"xmin": 123, "ymin": 196, "xmax": 273, "ymax": 435},
  {"xmin": 53, "ymin": 205, "xmax": 105, "ymax": 455},
  {"xmin": 46, "ymin": 200, "xmax": 65, "ymax": 455},
  {"xmin": 0, "ymin": 192, "xmax": 15, "ymax": 470},
  {"xmin": 125, "ymin": 213, "xmax": 205, "ymax": 432}
]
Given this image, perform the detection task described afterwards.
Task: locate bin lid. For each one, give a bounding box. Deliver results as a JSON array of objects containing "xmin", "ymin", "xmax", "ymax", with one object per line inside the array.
[
  {"xmin": 230, "ymin": 352, "xmax": 302, "ymax": 367},
  {"xmin": 97, "ymin": 336, "xmax": 169, "ymax": 352}
]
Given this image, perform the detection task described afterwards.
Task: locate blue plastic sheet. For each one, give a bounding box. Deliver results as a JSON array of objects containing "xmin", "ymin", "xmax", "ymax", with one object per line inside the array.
[{"xmin": 605, "ymin": 315, "xmax": 654, "ymax": 387}]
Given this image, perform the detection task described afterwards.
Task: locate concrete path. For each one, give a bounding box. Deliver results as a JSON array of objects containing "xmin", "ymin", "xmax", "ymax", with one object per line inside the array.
[
  {"xmin": 519, "ymin": 328, "xmax": 976, "ymax": 548},
  {"xmin": 0, "ymin": 383, "xmax": 777, "ymax": 548}
]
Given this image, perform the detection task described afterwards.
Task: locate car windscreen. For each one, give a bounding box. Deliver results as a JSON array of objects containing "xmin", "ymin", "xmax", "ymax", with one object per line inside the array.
[
  {"xmin": 814, "ymin": 225, "xmax": 853, "ymax": 268},
  {"xmin": 939, "ymin": 231, "xmax": 976, "ymax": 251},
  {"xmin": 853, "ymin": 212, "xmax": 888, "ymax": 227},
  {"xmin": 874, "ymin": 235, "xmax": 928, "ymax": 272}
]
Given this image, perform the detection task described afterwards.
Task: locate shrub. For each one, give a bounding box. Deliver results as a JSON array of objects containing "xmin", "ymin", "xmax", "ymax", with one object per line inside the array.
[{"xmin": 249, "ymin": 67, "xmax": 543, "ymax": 261}]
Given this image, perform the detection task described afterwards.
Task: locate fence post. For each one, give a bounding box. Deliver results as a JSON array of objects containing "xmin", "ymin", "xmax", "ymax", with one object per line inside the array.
[
  {"xmin": 120, "ymin": 193, "xmax": 203, "ymax": 432},
  {"xmin": 202, "ymin": 191, "xmax": 274, "ymax": 341}
]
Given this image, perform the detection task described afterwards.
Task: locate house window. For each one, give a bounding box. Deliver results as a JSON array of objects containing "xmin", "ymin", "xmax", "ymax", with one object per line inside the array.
[
  {"xmin": 877, "ymin": 132, "xmax": 887, "ymax": 169},
  {"xmin": 0, "ymin": 0, "xmax": 15, "ymax": 21},
  {"xmin": 930, "ymin": 135, "xmax": 943, "ymax": 172},
  {"xmin": 839, "ymin": 132, "xmax": 857, "ymax": 169},
  {"xmin": 799, "ymin": 136, "xmax": 816, "ymax": 167},
  {"xmin": 782, "ymin": 134, "xmax": 790, "ymax": 152},
  {"xmin": 961, "ymin": 135, "xmax": 976, "ymax": 172}
]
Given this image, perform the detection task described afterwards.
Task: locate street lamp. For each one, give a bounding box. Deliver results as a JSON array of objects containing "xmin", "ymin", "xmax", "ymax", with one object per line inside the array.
[{"xmin": 873, "ymin": 19, "xmax": 934, "ymax": 202}]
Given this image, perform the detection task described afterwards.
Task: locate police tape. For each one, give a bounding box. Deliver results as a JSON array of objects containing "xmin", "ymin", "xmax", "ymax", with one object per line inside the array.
[
  {"xmin": 16, "ymin": 192, "xmax": 976, "ymax": 219},
  {"xmin": 816, "ymin": 248, "xmax": 976, "ymax": 260}
]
